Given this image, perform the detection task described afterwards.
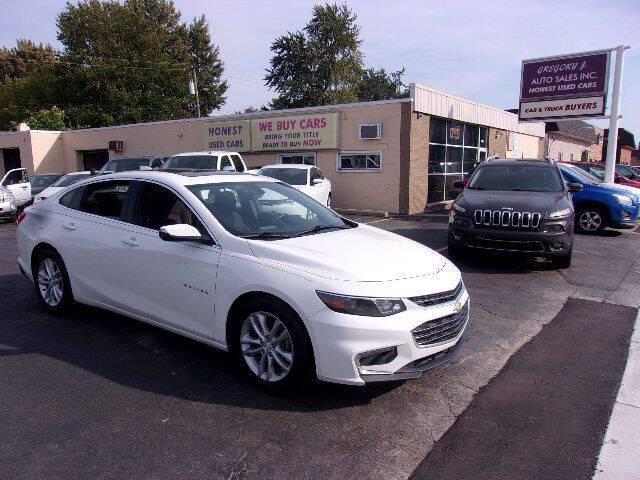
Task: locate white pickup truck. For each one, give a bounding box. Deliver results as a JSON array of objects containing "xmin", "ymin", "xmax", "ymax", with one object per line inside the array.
[{"xmin": 162, "ymin": 151, "xmax": 248, "ymax": 172}]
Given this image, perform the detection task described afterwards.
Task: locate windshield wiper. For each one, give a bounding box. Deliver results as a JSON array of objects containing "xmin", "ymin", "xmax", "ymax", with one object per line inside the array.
[
  {"xmin": 290, "ymin": 225, "xmax": 350, "ymax": 238},
  {"xmin": 241, "ymin": 232, "xmax": 292, "ymax": 240}
]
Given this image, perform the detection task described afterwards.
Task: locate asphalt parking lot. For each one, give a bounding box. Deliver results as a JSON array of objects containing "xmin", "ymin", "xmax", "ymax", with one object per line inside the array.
[{"xmin": 1, "ymin": 216, "xmax": 639, "ymax": 480}]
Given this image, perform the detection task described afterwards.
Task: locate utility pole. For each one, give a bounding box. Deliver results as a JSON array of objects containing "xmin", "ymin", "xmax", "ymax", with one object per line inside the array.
[
  {"xmin": 189, "ymin": 69, "xmax": 201, "ymax": 118},
  {"xmin": 604, "ymin": 45, "xmax": 629, "ymax": 183}
]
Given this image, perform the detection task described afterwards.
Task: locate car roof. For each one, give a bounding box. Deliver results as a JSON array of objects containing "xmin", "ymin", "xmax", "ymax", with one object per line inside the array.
[
  {"xmin": 482, "ymin": 159, "xmax": 557, "ymax": 167},
  {"xmin": 83, "ymin": 169, "xmax": 278, "ymax": 187},
  {"xmin": 170, "ymin": 151, "xmax": 239, "ymax": 157},
  {"xmin": 260, "ymin": 164, "xmax": 312, "ymax": 170}
]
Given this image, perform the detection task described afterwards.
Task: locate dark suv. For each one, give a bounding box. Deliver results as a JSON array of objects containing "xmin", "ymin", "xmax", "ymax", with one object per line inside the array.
[{"xmin": 447, "ymin": 159, "xmax": 582, "ymax": 268}]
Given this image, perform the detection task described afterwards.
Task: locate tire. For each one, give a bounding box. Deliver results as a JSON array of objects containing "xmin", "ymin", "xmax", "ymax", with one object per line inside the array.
[
  {"xmin": 231, "ymin": 297, "xmax": 314, "ymax": 390},
  {"xmin": 550, "ymin": 247, "xmax": 572, "ymax": 269},
  {"xmin": 575, "ymin": 207, "xmax": 607, "ymax": 234},
  {"xmin": 33, "ymin": 249, "xmax": 74, "ymax": 313}
]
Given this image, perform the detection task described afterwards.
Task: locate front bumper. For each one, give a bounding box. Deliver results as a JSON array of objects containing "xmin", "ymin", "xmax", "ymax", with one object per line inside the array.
[
  {"xmin": 307, "ymin": 288, "xmax": 470, "ymax": 386},
  {"xmin": 0, "ymin": 201, "xmax": 17, "ymax": 218},
  {"xmin": 449, "ymin": 214, "xmax": 573, "ymax": 256}
]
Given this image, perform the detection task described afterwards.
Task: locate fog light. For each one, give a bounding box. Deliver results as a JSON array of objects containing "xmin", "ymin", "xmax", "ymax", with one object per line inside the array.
[
  {"xmin": 356, "ymin": 346, "xmax": 398, "ymax": 368},
  {"xmin": 551, "ymin": 241, "xmax": 563, "ymax": 251},
  {"xmin": 454, "ymin": 235, "xmax": 461, "ymax": 241}
]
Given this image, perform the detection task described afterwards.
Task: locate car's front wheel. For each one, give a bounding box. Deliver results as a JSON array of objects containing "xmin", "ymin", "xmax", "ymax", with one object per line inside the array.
[
  {"xmin": 34, "ymin": 249, "xmax": 73, "ymax": 313},
  {"xmin": 233, "ymin": 297, "xmax": 314, "ymax": 390},
  {"xmin": 575, "ymin": 207, "xmax": 607, "ymax": 234}
]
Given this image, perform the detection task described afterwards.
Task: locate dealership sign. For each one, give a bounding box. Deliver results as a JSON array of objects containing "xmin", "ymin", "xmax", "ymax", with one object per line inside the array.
[
  {"xmin": 203, "ymin": 113, "xmax": 339, "ymax": 152},
  {"xmin": 204, "ymin": 120, "xmax": 251, "ymax": 152},
  {"xmin": 519, "ymin": 50, "xmax": 610, "ymax": 121}
]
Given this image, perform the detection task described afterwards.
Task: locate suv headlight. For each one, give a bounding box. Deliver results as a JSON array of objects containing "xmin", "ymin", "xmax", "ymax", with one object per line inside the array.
[
  {"xmin": 316, "ymin": 291, "xmax": 406, "ymax": 317},
  {"xmin": 613, "ymin": 193, "xmax": 633, "ymax": 206},
  {"xmin": 549, "ymin": 207, "xmax": 573, "ymax": 219}
]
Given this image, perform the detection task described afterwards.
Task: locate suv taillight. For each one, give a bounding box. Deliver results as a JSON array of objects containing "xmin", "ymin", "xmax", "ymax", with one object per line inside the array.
[{"xmin": 16, "ymin": 211, "xmax": 26, "ymax": 226}]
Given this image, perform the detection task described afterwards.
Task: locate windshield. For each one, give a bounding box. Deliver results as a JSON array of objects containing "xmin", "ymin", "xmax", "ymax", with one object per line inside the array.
[
  {"xmin": 469, "ymin": 164, "xmax": 564, "ymax": 192},
  {"xmin": 100, "ymin": 158, "xmax": 149, "ymax": 173},
  {"xmin": 259, "ymin": 168, "xmax": 308, "ymax": 186},
  {"xmin": 562, "ymin": 165, "xmax": 601, "ymax": 184},
  {"xmin": 30, "ymin": 174, "xmax": 62, "ymax": 188},
  {"xmin": 52, "ymin": 173, "xmax": 91, "ymax": 187},
  {"xmin": 587, "ymin": 166, "xmax": 605, "ymax": 181},
  {"xmin": 187, "ymin": 181, "xmax": 350, "ymax": 238},
  {"xmin": 164, "ymin": 155, "xmax": 218, "ymax": 170}
]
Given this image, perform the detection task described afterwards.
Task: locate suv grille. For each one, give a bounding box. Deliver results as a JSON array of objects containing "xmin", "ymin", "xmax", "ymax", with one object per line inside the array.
[
  {"xmin": 412, "ymin": 301, "xmax": 469, "ymax": 347},
  {"xmin": 409, "ymin": 280, "xmax": 463, "ymax": 308},
  {"xmin": 474, "ymin": 210, "xmax": 541, "ymax": 228}
]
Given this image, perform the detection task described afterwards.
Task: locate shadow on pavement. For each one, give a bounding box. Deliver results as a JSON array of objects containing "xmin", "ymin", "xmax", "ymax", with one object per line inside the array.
[{"xmin": 0, "ymin": 273, "xmax": 399, "ymax": 414}]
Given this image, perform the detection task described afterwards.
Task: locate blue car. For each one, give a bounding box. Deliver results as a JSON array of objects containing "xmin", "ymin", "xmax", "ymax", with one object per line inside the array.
[{"xmin": 558, "ymin": 163, "xmax": 640, "ymax": 234}]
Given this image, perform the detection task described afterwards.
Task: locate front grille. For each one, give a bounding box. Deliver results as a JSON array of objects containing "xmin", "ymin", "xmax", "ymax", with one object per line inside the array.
[
  {"xmin": 474, "ymin": 209, "xmax": 541, "ymax": 229},
  {"xmin": 412, "ymin": 301, "xmax": 469, "ymax": 347},
  {"xmin": 409, "ymin": 280, "xmax": 463, "ymax": 308},
  {"xmin": 467, "ymin": 237, "xmax": 545, "ymax": 253}
]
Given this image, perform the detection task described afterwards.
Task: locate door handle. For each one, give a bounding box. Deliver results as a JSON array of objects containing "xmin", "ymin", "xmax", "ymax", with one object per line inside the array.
[
  {"xmin": 63, "ymin": 222, "xmax": 77, "ymax": 231},
  {"xmin": 121, "ymin": 236, "xmax": 140, "ymax": 247},
  {"xmin": 21, "ymin": 186, "xmax": 28, "ymax": 189}
]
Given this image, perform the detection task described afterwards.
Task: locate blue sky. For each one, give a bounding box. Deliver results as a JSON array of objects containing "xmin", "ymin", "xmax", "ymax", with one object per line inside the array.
[{"xmin": 1, "ymin": 0, "xmax": 638, "ymax": 139}]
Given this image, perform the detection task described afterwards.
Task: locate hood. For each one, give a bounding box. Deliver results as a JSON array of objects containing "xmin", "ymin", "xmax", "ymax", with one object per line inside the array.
[
  {"xmin": 459, "ymin": 189, "xmax": 568, "ymax": 215},
  {"xmin": 247, "ymin": 224, "xmax": 448, "ymax": 282},
  {"xmin": 601, "ymin": 182, "xmax": 640, "ymax": 198},
  {"xmin": 38, "ymin": 186, "xmax": 64, "ymax": 199}
]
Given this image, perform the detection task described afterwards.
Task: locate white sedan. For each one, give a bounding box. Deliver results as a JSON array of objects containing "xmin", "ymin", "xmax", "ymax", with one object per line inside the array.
[
  {"xmin": 17, "ymin": 170, "xmax": 468, "ymax": 388},
  {"xmin": 34, "ymin": 171, "xmax": 93, "ymax": 203},
  {"xmin": 258, "ymin": 164, "xmax": 332, "ymax": 207}
]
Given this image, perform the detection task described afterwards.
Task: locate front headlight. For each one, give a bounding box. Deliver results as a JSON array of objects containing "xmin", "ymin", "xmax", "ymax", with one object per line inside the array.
[
  {"xmin": 613, "ymin": 193, "xmax": 633, "ymax": 206},
  {"xmin": 549, "ymin": 207, "xmax": 573, "ymax": 219},
  {"xmin": 316, "ymin": 291, "xmax": 406, "ymax": 317}
]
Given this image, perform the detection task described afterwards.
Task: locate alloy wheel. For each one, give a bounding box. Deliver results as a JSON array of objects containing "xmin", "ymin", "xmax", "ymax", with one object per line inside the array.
[
  {"xmin": 38, "ymin": 258, "xmax": 64, "ymax": 307},
  {"xmin": 579, "ymin": 211, "xmax": 602, "ymax": 231},
  {"xmin": 240, "ymin": 311, "xmax": 294, "ymax": 382}
]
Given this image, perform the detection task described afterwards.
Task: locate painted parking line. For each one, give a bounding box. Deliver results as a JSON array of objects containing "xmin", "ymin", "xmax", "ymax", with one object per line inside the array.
[{"xmin": 364, "ymin": 218, "xmax": 391, "ymax": 224}]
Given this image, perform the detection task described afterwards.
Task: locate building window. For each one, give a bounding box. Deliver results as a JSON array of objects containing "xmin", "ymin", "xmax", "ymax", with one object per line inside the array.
[
  {"xmin": 338, "ymin": 151, "xmax": 382, "ymax": 171},
  {"xmin": 428, "ymin": 118, "xmax": 487, "ymax": 203},
  {"xmin": 278, "ymin": 153, "xmax": 316, "ymax": 165}
]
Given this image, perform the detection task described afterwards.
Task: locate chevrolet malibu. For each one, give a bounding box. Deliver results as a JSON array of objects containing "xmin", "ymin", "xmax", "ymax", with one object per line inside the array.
[{"xmin": 16, "ymin": 170, "xmax": 469, "ymax": 388}]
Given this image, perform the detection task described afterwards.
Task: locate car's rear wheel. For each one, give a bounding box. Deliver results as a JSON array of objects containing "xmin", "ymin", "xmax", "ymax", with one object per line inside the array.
[
  {"xmin": 233, "ymin": 297, "xmax": 314, "ymax": 390},
  {"xmin": 34, "ymin": 249, "xmax": 73, "ymax": 313},
  {"xmin": 575, "ymin": 207, "xmax": 606, "ymax": 234}
]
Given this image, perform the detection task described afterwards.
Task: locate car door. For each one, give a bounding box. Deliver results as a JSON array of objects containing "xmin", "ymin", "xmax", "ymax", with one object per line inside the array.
[
  {"xmin": 53, "ymin": 179, "xmax": 135, "ymax": 307},
  {"xmin": 309, "ymin": 167, "xmax": 330, "ymax": 205},
  {"xmin": 113, "ymin": 180, "xmax": 221, "ymax": 339},
  {"xmin": 1, "ymin": 168, "xmax": 31, "ymax": 205}
]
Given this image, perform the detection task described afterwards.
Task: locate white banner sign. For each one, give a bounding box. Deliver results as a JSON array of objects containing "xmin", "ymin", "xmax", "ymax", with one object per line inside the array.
[{"xmin": 518, "ymin": 95, "xmax": 605, "ymax": 121}]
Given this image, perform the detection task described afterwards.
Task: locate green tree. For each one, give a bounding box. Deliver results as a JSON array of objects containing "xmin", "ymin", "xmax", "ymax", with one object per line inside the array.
[
  {"xmin": 53, "ymin": 0, "xmax": 226, "ymax": 128},
  {"xmin": 23, "ymin": 106, "xmax": 69, "ymax": 130},
  {"xmin": 0, "ymin": 39, "xmax": 57, "ymax": 84},
  {"xmin": 358, "ymin": 67, "xmax": 409, "ymax": 102},
  {"xmin": 265, "ymin": 3, "xmax": 364, "ymax": 109},
  {"xmin": 188, "ymin": 15, "xmax": 228, "ymax": 115}
]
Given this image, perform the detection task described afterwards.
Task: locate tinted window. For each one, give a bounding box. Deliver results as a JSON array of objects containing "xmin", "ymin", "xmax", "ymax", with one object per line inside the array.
[
  {"xmin": 260, "ymin": 168, "xmax": 308, "ymax": 186},
  {"xmin": 469, "ymin": 164, "xmax": 563, "ymax": 192},
  {"xmin": 30, "ymin": 174, "xmax": 62, "ymax": 188},
  {"xmin": 230, "ymin": 155, "xmax": 245, "ymax": 172},
  {"xmin": 78, "ymin": 181, "xmax": 131, "ymax": 219},
  {"xmin": 311, "ymin": 168, "xmax": 324, "ymax": 181},
  {"xmin": 164, "ymin": 155, "xmax": 218, "ymax": 169},
  {"xmin": 133, "ymin": 182, "xmax": 205, "ymax": 233},
  {"xmin": 3, "ymin": 169, "xmax": 27, "ymax": 185},
  {"xmin": 59, "ymin": 188, "xmax": 78, "ymax": 208},
  {"xmin": 52, "ymin": 173, "xmax": 91, "ymax": 187}
]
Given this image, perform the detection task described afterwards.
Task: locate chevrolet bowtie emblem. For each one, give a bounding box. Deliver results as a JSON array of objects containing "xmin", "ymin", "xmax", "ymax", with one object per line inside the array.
[{"xmin": 455, "ymin": 301, "xmax": 463, "ymax": 313}]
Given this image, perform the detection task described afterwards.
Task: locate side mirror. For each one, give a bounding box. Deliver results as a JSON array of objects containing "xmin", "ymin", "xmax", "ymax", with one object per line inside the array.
[
  {"xmin": 568, "ymin": 183, "xmax": 583, "ymax": 192},
  {"xmin": 312, "ymin": 178, "xmax": 323, "ymax": 185},
  {"xmin": 159, "ymin": 224, "xmax": 202, "ymax": 242},
  {"xmin": 453, "ymin": 180, "xmax": 465, "ymax": 189}
]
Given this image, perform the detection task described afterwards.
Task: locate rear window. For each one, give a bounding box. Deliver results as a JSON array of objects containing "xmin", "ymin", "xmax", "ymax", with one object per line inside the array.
[
  {"xmin": 260, "ymin": 168, "xmax": 308, "ymax": 186},
  {"xmin": 469, "ymin": 164, "xmax": 563, "ymax": 192},
  {"xmin": 165, "ymin": 155, "xmax": 218, "ymax": 169},
  {"xmin": 52, "ymin": 173, "xmax": 91, "ymax": 187},
  {"xmin": 101, "ymin": 158, "xmax": 148, "ymax": 173}
]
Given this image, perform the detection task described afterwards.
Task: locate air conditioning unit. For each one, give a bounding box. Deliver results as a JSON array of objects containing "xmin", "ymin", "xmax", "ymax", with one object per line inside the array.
[
  {"xmin": 360, "ymin": 123, "xmax": 383, "ymax": 140},
  {"xmin": 108, "ymin": 140, "xmax": 124, "ymax": 151}
]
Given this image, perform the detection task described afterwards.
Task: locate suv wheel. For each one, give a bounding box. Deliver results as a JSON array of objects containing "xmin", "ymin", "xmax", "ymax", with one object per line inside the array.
[
  {"xmin": 233, "ymin": 298, "xmax": 314, "ymax": 390},
  {"xmin": 34, "ymin": 249, "xmax": 73, "ymax": 313},
  {"xmin": 576, "ymin": 207, "xmax": 606, "ymax": 234}
]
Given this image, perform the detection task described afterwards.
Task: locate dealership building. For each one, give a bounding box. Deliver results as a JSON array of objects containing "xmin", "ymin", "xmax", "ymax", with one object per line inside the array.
[{"xmin": 0, "ymin": 83, "xmax": 546, "ymax": 214}]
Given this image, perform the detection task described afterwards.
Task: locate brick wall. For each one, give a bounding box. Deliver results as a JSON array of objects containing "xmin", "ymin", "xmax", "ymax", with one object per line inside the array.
[
  {"xmin": 398, "ymin": 103, "xmax": 430, "ymax": 214},
  {"xmin": 590, "ymin": 128, "xmax": 604, "ymax": 161},
  {"xmin": 488, "ymin": 128, "xmax": 507, "ymax": 158}
]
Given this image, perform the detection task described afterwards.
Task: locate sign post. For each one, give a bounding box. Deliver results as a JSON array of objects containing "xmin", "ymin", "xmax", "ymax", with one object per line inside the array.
[{"xmin": 604, "ymin": 46, "xmax": 629, "ymax": 183}]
